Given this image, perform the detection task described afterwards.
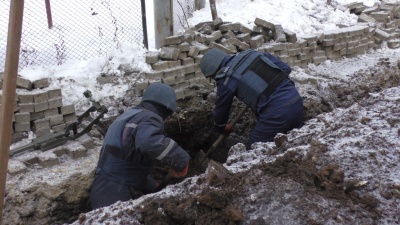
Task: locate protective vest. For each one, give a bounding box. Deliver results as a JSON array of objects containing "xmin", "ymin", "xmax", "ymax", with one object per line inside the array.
[
  {"xmin": 216, "ymin": 50, "xmax": 289, "ymax": 111},
  {"xmin": 96, "ymin": 108, "xmax": 151, "ymax": 189}
]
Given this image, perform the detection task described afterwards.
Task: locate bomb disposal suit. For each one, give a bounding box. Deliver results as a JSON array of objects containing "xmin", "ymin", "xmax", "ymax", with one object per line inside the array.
[
  {"xmin": 202, "ymin": 49, "xmax": 303, "ymax": 149},
  {"xmin": 91, "ymin": 83, "xmax": 190, "ymax": 209}
]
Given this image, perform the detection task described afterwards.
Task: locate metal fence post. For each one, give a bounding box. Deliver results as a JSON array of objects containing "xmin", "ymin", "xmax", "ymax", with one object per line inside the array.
[
  {"xmin": 195, "ymin": 0, "xmax": 205, "ymax": 10},
  {"xmin": 141, "ymin": 0, "xmax": 148, "ymax": 49},
  {"xmin": 154, "ymin": 0, "xmax": 173, "ymax": 49},
  {"xmin": 45, "ymin": 0, "xmax": 53, "ymax": 29}
]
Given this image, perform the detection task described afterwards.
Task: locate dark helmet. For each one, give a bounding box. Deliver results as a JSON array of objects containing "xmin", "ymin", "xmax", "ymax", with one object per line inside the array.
[
  {"xmin": 141, "ymin": 83, "xmax": 177, "ymax": 112},
  {"xmin": 200, "ymin": 48, "xmax": 228, "ymax": 77}
]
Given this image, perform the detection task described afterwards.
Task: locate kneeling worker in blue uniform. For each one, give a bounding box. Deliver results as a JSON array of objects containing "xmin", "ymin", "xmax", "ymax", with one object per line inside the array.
[
  {"xmin": 200, "ymin": 48, "xmax": 304, "ymax": 150},
  {"xmin": 91, "ymin": 83, "xmax": 190, "ymax": 210}
]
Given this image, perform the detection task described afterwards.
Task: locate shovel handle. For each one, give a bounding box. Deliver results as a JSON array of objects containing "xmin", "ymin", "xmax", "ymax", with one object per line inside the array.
[{"xmin": 205, "ymin": 107, "xmax": 249, "ymax": 158}]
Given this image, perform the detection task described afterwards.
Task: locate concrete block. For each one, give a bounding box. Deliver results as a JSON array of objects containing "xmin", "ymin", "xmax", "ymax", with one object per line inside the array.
[
  {"xmin": 38, "ymin": 152, "xmax": 59, "ymax": 168},
  {"xmin": 284, "ymin": 29, "xmax": 297, "ymax": 43},
  {"xmin": 14, "ymin": 122, "xmax": 31, "ymax": 132},
  {"xmin": 18, "ymin": 103, "xmax": 35, "ymax": 113},
  {"xmin": 36, "ymin": 128, "xmax": 51, "ymax": 137},
  {"xmin": 152, "ymin": 61, "xmax": 169, "ymax": 70},
  {"xmin": 34, "ymin": 101, "xmax": 48, "ymax": 112},
  {"xmin": 273, "ymin": 25, "xmax": 287, "ymax": 42},
  {"xmin": 78, "ymin": 134, "xmax": 94, "ymax": 149},
  {"xmin": 226, "ymin": 38, "xmax": 250, "ymax": 51},
  {"xmin": 194, "ymin": 33, "xmax": 207, "ymax": 43},
  {"xmin": 219, "ymin": 23, "xmax": 235, "ymax": 33},
  {"xmin": 47, "ymin": 89, "xmax": 62, "ymax": 99},
  {"xmin": 34, "ymin": 92, "xmax": 49, "ymax": 103},
  {"xmin": 205, "ymin": 30, "xmax": 223, "ymax": 44},
  {"xmin": 375, "ymin": 28, "xmax": 391, "ymax": 41},
  {"xmin": 249, "ymin": 35, "xmax": 265, "ymax": 49},
  {"xmin": 18, "ymin": 94, "xmax": 34, "ymax": 103},
  {"xmin": 16, "ymin": 77, "xmax": 32, "ymax": 90},
  {"xmin": 162, "ymin": 77, "xmax": 176, "ymax": 85},
  {"xmin": 175, "ymin": 74, "xmax": 185, "ymax": 83},
  {"xmin": 144, "ymin": 71, "xmax": 163, "ymax": 80},
  {"xmin": 209, "ymin": 42, "xmax": 234, "ymax": 54},
  {"xmin": 44, "ymin": 108, "xmax": 59, "ymax": 118},
  {"xmin": 145, "ymin": 51, "xmax": 159, "ymax": 64},
  {"xmin": 178, "ymin": 52, "xmax": 187, "ymax": 60},
  {"xmin": 239, "ymin": 24, "xmax": 252, "ymax": 33},
  {"xmin": 15, "ymin": 112, "xmax": 30, "ymax": 123},
  {"xmin": 52, "ymin": 123, "xmax": 66, "ymax": 132},
  {"xmin": 159, "ymin": 47, "xmax": 180, "ymax": 61},
  {"xmin": 236, "ymin": 33, "xmax": 251, "ymax": 42},
  {"xmin": 31, "ymin": 111, "xmax": 44, "ymax": 121},
  {"xmin": 191, "ymin": 41, "xmax": 209, "ymax": 55},
  {"xmin": 177, "ymin": 42, "xmax": 191, "ymax": 52},
  {"xmin": 49, "ymin": 115, "xmax": 64, "ymax": 126},
  {"xmin": 7, "ymin": 160, "xmax": 27, "ymax": 175},
  {"xmin": 33, "ymin": 78, "xmax": 50, "ymax": 89},
  {"xmin": 188, "ymin": 46, "xmax": 200, "ymax": 58},
  {"xmin": 387, "ymin": 39, "xmax": 400, "ymax": 49},
  {"xmin": 67, "ymin": 146, "xmax": 87, "ymax": 159},
  {"xmin": 312, "ymin": 56, "xmax": 328, "ymax": 65},
  {"xmin": 224, "ymin": 30, "xmax": 236, "ymax": 39},
  {"xmin": 175, "ymin": 89, "xmax": 185, "ymax": 100},
  {"xmin": 321, "ymin": 39, "xmax": 337, "ymax": 46},
  {"xmin": 185, "ymin": 73, "xmax": 196, "ymax": 80},
  {"xmin": 183, "ymin": 32, "xmax": 194, "ymax": 43},
  {"xmin": 163, "ymin": 68, "xmax": 178, "ymax": 79},
  {"xmin": 64, "ymin": 113, "xmax": 77, "ymax": 124},
  {"xmin": 163, "ymin": 35, "xmax": 184, "ymax": 46},
  {"xmin": 370, "ymin": 12, "xmax": 389, "ymax": 23},
  {"xmin": 182, "ymin": 57, "xmax": 194, "ymax": 65},
  {"xmin": 182, "ymin": 64, "xmax": 196, "ymax": 74},
  {"xmin": 33, "ymin": 118, "xmax": 50, "ymax": 130},
  {"xmin": 167, "ymin": 60, "xmax": 181, "ymax": 68},
  {"xmin": 254, "ymin": 17, "xmax": 275, "ymax": 30},
  {"xmin": 358, "ymin": 13, "xmax": 377, "ymax": 23},
  {"xmin": 48, "ymin": 97, "xmax": 62, "ymax": 109}
]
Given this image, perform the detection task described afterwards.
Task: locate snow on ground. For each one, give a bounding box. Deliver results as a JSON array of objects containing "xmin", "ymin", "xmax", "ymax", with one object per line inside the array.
[{"xmin": 6, "ymin": 0, "xmax": 392, "ymax": 113}]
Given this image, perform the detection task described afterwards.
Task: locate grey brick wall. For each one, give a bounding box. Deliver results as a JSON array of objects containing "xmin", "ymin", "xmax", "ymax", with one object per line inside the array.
[{"xmin": 137, "ymin": 2, "xmax": 400, "ymax": 99}]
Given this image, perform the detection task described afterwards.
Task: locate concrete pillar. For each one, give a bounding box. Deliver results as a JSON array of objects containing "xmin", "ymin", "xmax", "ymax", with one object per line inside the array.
[
  {"xmin": 195, "ymin": 0, "xmax": 206, "ymax": 10},
  {"xmin": 154, "ymin": 0, "xmax": 173, "ymax": 49}
]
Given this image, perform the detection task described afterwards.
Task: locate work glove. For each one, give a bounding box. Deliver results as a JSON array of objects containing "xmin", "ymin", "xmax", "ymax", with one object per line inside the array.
[
  {"xmin": 223, "ymin": 123, "xmax": 234, "ymax": 135},
  {"xmin": 168, "ymin": 163, "xmax": 189, "ymax": 178}
]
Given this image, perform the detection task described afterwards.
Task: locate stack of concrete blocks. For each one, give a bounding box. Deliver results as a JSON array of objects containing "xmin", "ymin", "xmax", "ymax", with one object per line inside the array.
[
  {"xmin": 0, "ymin": 77, "xmax": 77, "ymax": 142},
  {"xmin": 136, "ymin": 2, "xmax": 400, "ymax": 97},
  {"xmin": 347, "ymin": 2, "xmax": 400, "ymax": 49}
]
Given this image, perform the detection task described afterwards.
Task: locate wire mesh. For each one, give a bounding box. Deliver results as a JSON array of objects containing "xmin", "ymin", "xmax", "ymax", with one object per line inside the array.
[
  {"xmin": 0, "ymin": 0, "xmax": 145, "ymax": 71},
  {"xmin": 172, "ymin": 0, "xmax": 195, "ymax": 34}
]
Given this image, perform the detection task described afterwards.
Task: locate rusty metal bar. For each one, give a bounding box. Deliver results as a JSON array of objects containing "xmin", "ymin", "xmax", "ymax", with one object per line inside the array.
[
  {"xmin": 0, "ymin": 1, "xmax": 25, "ymax": 224},
  {"xmin": 45, "ymin": 0, "xmax": 53, "ymax": 29},
  {"xmin": 141, "ymin": 0, "xmax": 148, "ymax": 49}
]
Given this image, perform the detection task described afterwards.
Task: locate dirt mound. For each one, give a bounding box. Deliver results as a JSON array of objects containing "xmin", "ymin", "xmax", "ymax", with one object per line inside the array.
[{"xmin": 73, "ymin": 80, "xmax": 400, "ymax": 224}]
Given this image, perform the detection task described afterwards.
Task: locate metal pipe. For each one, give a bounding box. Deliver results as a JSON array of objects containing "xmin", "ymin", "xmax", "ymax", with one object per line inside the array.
[{"xmin": 0, "ymin": 1, "xmax": 25, "ymax": 223}]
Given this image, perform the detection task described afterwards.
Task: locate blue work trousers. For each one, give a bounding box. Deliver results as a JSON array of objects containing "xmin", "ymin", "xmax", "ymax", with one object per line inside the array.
[{"xmin": 247, "ymin": 95, "xmax": 303, "ymax": 149}]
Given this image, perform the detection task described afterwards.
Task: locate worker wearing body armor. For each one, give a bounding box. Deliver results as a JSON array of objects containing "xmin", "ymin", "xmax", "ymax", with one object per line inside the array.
[
  {"xmin": 91, "ymin": 83, "xmax": 190, "ymax": 210},
  {"xmin": 200, "ymin": 49, "xmax": 303, "ymax": 150}
]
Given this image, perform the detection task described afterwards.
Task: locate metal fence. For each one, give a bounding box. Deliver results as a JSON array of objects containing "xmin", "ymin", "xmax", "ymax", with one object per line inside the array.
[
  {"xmin": 1, "ymin": 0, "xmax": 202, "ymax": 72},
  {"xmin": 173, "ymin": 0, "xmax": 195, "ymax": 34},
  {"xmin": 0, "ymin": 0, "xmax": 146, "ymax": 71}
]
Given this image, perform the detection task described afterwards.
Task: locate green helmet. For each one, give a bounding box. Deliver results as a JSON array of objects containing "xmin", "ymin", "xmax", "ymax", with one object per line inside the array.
[
  {"xmin": 141, "ymin": 83, "xmax": 177, "ymax": 112},
  {"xmin": 200, "ymin": 48, "xmax": 228, "ymax": 77}
]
